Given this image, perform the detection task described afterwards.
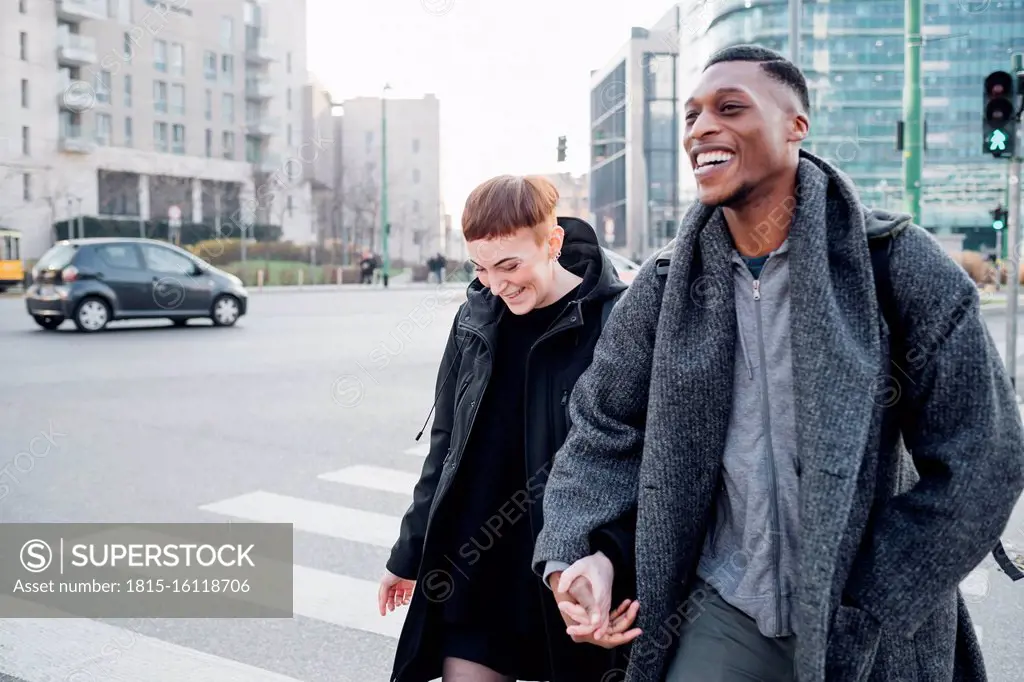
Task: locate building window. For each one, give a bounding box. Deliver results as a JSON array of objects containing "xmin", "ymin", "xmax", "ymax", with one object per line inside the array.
[
  {"xmin": 204, "ymin": 51, "xmax": 217, "ymax": 80},
  {"xmin": 19, "ymin": 0, "xmax": 26, "ymax": 13},
  {"xmin": 95, "ymin": 70, "xmax": 111, "ymax": 104},
  {"xmin": 154, "ymin": 81, "xmax": 167, "ymax": 113},
  {"xmin": 413, "ymin": 199, "xmax": 420, "ymax": 213},
  {"xmin": 205, "ymin": 129, "xmax": 213, "ymax": 157},
  {"xmin": 222, "ymin": 94, "xmax": 234, "ymax": 123},
  {"xmin": 20, "ymin": 32, "xmax": 27, "ymax": 60},
  {"xmin": 221, "ymin": 55, "xmax": 234, "ymax": 84},
  {"xmin": 222, "ymin": 131, "xmax": 235, "ymax": 160},
  {"xmin": 154, "ymin": 39, "xmax": 167, "ymax": 72},
  {"xmin": 172, "ymin": 124, "xmax": 185, "ymax": 154},
  {"xmin": 205, "ymin": 90, "xmax": 212, "ymax": 121},
  {"xmin": 286, "ymin": 52, "xmax": 292, "ymax": 73},
  {"xmin": 124, "ymin": 74, "xmax": 132, "ymax": 107},
  {"xmin": 412, "ymin": 138, "xmax": 420, "ymax": 153},
  {"xmin": 22, "ymin": 127, "xmax": 29, "ymax": 155},
  {"xmin": 412, "ymin": 169, "xmax": 420, "ymax": 184},
  {"xmin": 170, "ymin": 42, "xmax": 184, "ymax": 76},
  {"xmin": 287, "ymin": 196, "xmax": 293, "ymax": 216},
  {"xmin": 287, "ymin": 124, "xmax": 292, "ymax": 146},
  {"xmin": 170, "ymin": 84, "xmax": 185, "ymax": 116},
  {"xmin": 154, "ymin": 122, "xmax": 168, "ymax": 152},
  {"xmin": 287, "ymin": 89, "xmax": 292, "ymax": 110},
  {"xmin": 95, "ymin": 113, "xmax": 112, "ymax": 145},
  {"xmin": 123, "ymin": 32, "xmax": 133, "ymax": 60},
  {"xmin": 21, "ymin": 79, "xmax": 28, "ymax": 108},
  {"xmin": 221, "ymin": 17, "xmax": 234, "ymax": 49},
  {"xmin": 125, "ymin": 117, "xmax": 133, "ymax": 147},
  {"xmin": 23, "ymin": 174, "xmax": 31, "ymax": 201}
]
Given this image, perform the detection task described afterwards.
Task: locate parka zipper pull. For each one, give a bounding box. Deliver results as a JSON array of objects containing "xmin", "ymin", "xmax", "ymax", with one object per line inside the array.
[
  {"xmin": 560, "ymin": 390, "xmax": 568, "ymax": 407},
  {"xmin": 753, "ymin": 279, "xmax": 761, "ymax": 301}
]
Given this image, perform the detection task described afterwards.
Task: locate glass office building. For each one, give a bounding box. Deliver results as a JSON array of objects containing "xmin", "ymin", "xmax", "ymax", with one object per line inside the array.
[
  {"xmin": 590, "ymin": 7, "xmax": 682, "ymax": 261},
  {"xmin": 678, "ymin": 0, "xmax": 1024, "ymax": 250}
]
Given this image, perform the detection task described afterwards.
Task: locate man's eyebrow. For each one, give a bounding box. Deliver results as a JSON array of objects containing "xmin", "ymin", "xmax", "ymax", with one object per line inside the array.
[{"xmin": 684, "ymin": 87, "xmax": 750, "ymax": 109}]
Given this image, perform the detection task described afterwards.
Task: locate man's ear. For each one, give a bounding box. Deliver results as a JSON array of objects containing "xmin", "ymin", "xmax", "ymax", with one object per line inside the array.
[{"xmin": 790, "ymin": 113, "xmax": 810, "ymax": 143}]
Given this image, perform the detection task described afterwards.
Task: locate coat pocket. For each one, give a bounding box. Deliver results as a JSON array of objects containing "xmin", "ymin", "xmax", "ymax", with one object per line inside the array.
[{"xmin": 825, "ymin": 604, "xmax": 883, "ymax": 682}]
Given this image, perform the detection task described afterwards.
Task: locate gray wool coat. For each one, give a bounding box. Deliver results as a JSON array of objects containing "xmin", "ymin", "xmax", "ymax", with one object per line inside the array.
[{"xmin": 532, "ymin": 150, "xmax": 1024, "ymax": 682}]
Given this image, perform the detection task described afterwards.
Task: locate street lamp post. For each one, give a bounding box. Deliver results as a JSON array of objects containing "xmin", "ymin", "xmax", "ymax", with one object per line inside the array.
[
  {"xmin": 381, "ymin": 84, "xmax": 391, "ymax": 288},
  {"xmin": 902, "ymin": 0, "xmax": 923, "ymax": 226}
]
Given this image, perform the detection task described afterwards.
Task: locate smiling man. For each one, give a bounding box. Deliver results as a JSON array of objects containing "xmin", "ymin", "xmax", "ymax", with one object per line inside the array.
[{"xmin": 533, "ymin": 45, "xmax": 1024, "ymax": 681}]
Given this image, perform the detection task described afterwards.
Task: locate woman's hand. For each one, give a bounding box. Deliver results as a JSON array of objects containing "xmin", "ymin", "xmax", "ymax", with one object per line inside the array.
[{"xmin": 377, "ymin": 568, "xmax": 416, "ymax": 616}]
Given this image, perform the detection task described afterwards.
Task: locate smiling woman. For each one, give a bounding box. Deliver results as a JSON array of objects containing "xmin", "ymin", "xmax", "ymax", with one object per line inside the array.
[{"xmin": 378, "ymin": 174, "xmax": 636, "ymax": 682}]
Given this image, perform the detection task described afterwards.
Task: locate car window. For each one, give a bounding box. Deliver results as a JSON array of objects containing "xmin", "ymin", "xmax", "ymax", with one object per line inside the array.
[
  {"xmin": 141, "ymin": 244, "xmax": 195, "ymax": 275},
  {"xmin": 35, "ymin": 244, "xmax": 78, "ymax": 270},
  {"xmin": 96, "ymin": 244, "xmax": 143, "ymax": 270}
]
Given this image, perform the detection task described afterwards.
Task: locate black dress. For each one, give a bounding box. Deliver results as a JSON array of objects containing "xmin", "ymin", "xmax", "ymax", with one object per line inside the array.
[{"xmin": 433, "ymin": 284, "xmax": 581, "ymax": 680}]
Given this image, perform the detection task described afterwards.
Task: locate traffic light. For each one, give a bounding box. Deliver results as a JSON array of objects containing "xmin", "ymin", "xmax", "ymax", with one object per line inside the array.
[
  {"xmin": 991, "ymin": 206, "xmax": 1008, "ymax": 230},
  {"xmin": 557, "ymin": 136, "xmax": 566, "ymax": 163},
  {"xmin": 983, "ymin": 71, "xmax": 1016, "ymax": 157}
]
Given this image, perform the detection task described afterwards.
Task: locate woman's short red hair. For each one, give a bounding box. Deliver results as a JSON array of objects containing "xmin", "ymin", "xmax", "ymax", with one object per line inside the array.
[{"xmin": 461, "ymin": 175, "xmax": 559, "ymax": 243}]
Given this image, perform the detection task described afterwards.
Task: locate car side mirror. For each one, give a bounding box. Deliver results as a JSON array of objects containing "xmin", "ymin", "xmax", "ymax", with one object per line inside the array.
[{"xmin": 192, "ymin": 264, "xmax": 205, "ymax": 276}]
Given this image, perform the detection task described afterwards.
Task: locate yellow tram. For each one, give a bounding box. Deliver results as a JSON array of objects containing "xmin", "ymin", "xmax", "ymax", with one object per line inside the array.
[{"xmin": 0, "ymin": 228, "xmax": 24, "ymax": 293}]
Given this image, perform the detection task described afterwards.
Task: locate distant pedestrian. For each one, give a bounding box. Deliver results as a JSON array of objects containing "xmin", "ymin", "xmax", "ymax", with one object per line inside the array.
[{"xmin": 379, "ymin": 175, "xmax": 639, "ymax": 682}]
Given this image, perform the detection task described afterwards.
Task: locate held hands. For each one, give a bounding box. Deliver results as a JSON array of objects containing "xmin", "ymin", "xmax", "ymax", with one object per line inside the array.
[
  {"xmin": 549, "ymin": 551, "xmax": 642, "ymax": 649},
  {"xmin": 377, "ymin": 568, "xmax": 415, "ymax": 616}
]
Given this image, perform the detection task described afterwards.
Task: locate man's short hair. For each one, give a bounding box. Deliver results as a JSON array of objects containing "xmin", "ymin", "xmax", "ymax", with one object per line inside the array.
[
  {"xmin": 462, "ymin": 175, "xmax": 559, "ymax": 243},
  {"xmin": 703, "ymin": 44, "xmax": 810, "ymax": 114}
]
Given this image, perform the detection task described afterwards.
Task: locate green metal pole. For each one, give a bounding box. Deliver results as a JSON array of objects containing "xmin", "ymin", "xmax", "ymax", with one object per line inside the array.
[
  {"xmin": 903, "ymin": 0, "xmax": 923, "ymax": 226},
  {"xmin": 381, "ymin": 91, "xmax": 389, "ymax": 287}
]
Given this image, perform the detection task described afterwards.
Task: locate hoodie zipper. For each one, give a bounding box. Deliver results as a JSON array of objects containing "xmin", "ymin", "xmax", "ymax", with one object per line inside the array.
[{"xmin": 752, "ymin": 275, "xmax": 784, "ymax": 637}]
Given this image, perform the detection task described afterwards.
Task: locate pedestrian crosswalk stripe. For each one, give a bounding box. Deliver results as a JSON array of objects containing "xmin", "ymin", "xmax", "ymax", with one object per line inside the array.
[
  {"xmin": 318, "ymin": 465, "xmax": 418, "ymax": 495},
  {"xmin": 404, "ymin": 444, "xmax": 430, "ymax": 457},
  {"xmin": 199, "ymin": 490, "xmax": 400, "ymax": 548},
  {"xmin": 293, "ymin": 565, "xmax": 406, "ymax": 638},
  {"xmin": 0, "ymin": 597, "xmax": 306, "ymax": 681}
]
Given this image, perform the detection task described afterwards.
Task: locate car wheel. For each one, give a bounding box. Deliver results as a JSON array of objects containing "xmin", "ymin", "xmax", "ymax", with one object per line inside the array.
[
  {"xmin": 211, "ymin": 295, "xmax": 241, "ymax": 327},
  {"xmin": 33, "ymin": 315, "xmax": 63, "ymax": 330},
  {"xmin": 73, "ymin": 296, "xmax": 111, "ymax": 332}
]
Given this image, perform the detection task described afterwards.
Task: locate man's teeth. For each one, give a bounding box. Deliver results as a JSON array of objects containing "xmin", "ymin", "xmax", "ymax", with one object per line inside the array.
[{"xmin": 696, "ymin": 151, "xmax": 734, "ymax": 167}]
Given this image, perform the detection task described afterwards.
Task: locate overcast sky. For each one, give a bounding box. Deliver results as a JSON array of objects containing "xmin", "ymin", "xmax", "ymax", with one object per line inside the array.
[{"xmin": 307, "ymin": 0, "xmax": 677, "ymax": 224}]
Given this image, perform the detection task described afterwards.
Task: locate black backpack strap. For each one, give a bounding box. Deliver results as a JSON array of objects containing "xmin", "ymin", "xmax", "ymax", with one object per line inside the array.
[
  {"xmin": 601, "ymin": 289, "xmax": 625, "ymax": 327},
  {"xmin": 869, "ymin": 235, "xmax": 1024, "ymax": 582}
]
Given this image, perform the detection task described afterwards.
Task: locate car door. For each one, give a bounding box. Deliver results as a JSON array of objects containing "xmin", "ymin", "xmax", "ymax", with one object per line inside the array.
[
  {"xmin": 92, "ymin": 243, "xmax": 152, "ymax": 313},
  {"xmin": 139, "ymin": 243, "xmax": 214, "ymax": 314}
]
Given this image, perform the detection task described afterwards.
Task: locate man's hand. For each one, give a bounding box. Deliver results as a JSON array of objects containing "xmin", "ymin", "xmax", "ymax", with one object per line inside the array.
[{"xmin": 559, "ymin": 598, "xmax": 642, "ymax": 648}]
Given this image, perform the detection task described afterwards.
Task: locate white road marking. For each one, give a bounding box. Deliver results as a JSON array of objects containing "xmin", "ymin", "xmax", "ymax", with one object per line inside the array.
[{"xmin": 318, "ymin": 465, "xmax": 418, "ymax": 496}]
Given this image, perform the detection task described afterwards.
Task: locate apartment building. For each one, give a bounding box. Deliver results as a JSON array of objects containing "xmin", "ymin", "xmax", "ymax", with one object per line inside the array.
[
  {"xmin": 338, "ymin": 93, "xmax": 442, "ymax": 265},
  {"xmin": 0, "ymin": 0, "xmax": 311, "ymax": 260},
  {"xmin": 301, "ymin": 75, "xmax": 337, "ymax": 251}
]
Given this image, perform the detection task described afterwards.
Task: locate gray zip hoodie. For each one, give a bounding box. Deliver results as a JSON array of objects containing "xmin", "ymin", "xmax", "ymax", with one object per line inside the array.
[{"xmin": 695, "ymin": 236, "xmax": 799, "ymax": 638}]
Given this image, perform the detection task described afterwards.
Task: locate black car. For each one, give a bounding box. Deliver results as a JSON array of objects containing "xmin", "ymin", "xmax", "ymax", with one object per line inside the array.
[{"xmin": 25, "ymin": 238, "xmax": 248, "ymax": 332}]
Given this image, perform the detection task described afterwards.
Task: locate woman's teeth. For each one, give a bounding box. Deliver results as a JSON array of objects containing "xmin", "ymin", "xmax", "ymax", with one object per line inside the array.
[{"xmin": 507, "ymin": 287, "xmax": 524, "ymax": 299}]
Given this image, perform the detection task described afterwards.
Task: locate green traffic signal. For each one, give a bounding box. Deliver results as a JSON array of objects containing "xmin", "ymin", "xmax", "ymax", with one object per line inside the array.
[
  {"xmin": 994, "ymin": 219, "xmax": 1005, "ymax": 230},
  {"xmin": 989, "ymin": 129, "xmax": 1008, "ymax": 152}
]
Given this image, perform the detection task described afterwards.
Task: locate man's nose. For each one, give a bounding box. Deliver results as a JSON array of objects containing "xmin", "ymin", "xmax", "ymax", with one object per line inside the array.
[{"xmin": 688, "ymin": 110, "xmax": 720, "ymax": 141}]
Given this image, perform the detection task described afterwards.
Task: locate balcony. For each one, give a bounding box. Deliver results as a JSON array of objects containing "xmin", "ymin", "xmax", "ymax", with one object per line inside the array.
[
  {"xmin": 246, "ymin": 116, "xmax": 279, "ymax": 137},
  {"xmin": 244, "ymin": 38, "xmax": 275, "ymax": 63},
  {"xmin": 245, "ymin": 78, "xmax": 274, "ymax": 100},
  {"xmin": 56, "ymin": 0, "xmax": 106, "ymax": 22},
  {"xmin": 57, "ymin": 33, "xmax": 98, "ymax": 66},
  {"xmin": 57, "ymin": 76, "xmax": 95, "ymax": 112},
  {"xmin": 59, "ymin": 125, "xmax": 96, "ymax": 154}
]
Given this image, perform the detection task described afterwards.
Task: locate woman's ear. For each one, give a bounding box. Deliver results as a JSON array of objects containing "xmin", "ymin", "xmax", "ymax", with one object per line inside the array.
[{"xmin": 547, "ymin": 224, "xmax": 565, "ymax": 259}]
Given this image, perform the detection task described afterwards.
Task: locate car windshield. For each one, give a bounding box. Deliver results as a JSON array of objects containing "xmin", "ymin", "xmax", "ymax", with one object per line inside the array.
[{"xmin": 34, "ymin": 244, "xmax": 77, "ymax": 271}]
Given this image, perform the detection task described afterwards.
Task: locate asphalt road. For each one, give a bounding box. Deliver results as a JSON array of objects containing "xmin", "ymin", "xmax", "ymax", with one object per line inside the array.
[{"xmin": 0, "ymin": 288, "xmax": 1022, "ymax": 682}]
